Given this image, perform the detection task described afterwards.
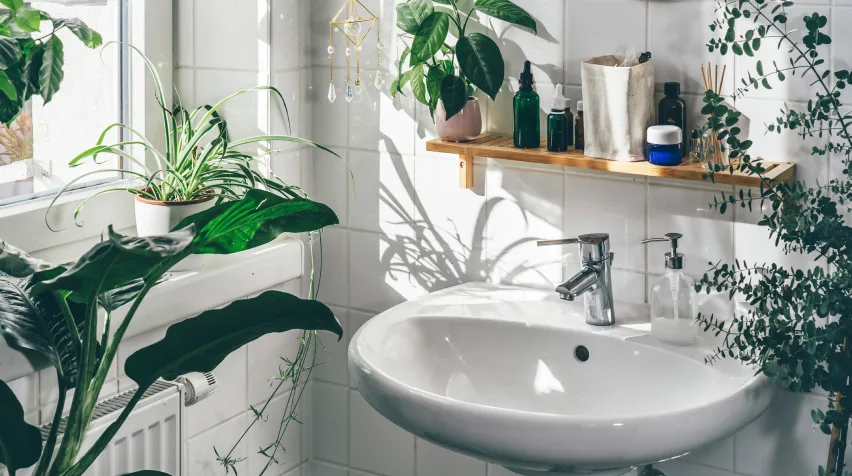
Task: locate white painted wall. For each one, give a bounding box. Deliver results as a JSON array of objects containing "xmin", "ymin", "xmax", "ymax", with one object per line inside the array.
[{"xmin": 301, "ymin": 1, "xmax": 844, "ymax": 476}]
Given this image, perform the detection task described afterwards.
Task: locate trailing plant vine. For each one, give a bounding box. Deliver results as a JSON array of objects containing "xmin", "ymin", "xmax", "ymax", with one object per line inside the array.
[{"xmin": 697, "ymin": 0, "xmax": 852, "ymax": 474}]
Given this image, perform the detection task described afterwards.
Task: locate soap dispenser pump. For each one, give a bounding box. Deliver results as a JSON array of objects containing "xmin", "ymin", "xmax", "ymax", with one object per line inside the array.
[{"xmin": 642, "ymin": 233, "xmax": 698, "ymax": 345}]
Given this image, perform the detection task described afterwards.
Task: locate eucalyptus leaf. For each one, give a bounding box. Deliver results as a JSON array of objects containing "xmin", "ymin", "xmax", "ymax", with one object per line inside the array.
[
  {"xmin": 410, "ymin": 11, "xmax": 449, "ymax": 66},
  {"xmin": 0, "ymin": 379, "xmax": 43, "ymax": 472},
  {"xmin": 440, "ymin": 74, "xmax": 468, "ymax": 120},
  {"xmin": 396, "ymin": 0, "xmax": 434, "ymax": 35},
  {"xmin": 456, "ymin": 33, "xmax": 504, "ymax": 100},
  {"xmin": 43, "ymin": 226, "xmax": 196, "ymax": 299},
  {"xmin": 173, "ymin": 189, "xmax": 339, "ymax": 255},
  {"xmin": 38, "ymin": 35, "xmax": 63, "ymax": 103},
  {"xmin": 125, "ymin": 291, "xmax": 343, "ymax": 388},
  {"xmin": 474, "ymin": 0, "xmax": 537, "ymax": 33}
]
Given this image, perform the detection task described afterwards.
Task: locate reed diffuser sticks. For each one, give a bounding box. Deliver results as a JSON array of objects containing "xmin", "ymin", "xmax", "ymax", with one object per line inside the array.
[{"xmin": 700, "ymin": 62, "xmax": 728, "ymax": 168}]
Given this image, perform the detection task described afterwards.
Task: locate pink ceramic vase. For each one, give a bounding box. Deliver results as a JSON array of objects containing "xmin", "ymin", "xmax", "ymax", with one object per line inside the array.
[{"xmin": 436, "ymin": 97, "xmax": 482, "ymax": 142}]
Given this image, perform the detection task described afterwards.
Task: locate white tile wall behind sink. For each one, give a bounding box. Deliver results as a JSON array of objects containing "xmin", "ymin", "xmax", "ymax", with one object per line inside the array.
[{"xmin": 296, "ymin": 0, "xmax": 844, "ymax": 475}]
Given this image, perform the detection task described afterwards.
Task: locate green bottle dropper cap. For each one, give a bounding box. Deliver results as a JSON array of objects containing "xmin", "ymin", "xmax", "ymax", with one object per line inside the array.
[{"xmin": 519, "ymin": 61, "xmax": 534, "ymax": 89}]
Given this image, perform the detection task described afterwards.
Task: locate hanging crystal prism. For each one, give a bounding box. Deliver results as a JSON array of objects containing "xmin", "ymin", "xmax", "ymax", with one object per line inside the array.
[
  {"xmin": 345, "ymin": 80, "xmax": 354, "ymax": 102},
  {"xmin": 328, "ymin": 82, "xmax": 337, "ymax": 103},
  {"xmin": 374, "ymin": 71, "xmax": 384, "ymax": 89},
  {"xmin": 356, "ymin": 81, "xmax": 364, "ymax": 95}
]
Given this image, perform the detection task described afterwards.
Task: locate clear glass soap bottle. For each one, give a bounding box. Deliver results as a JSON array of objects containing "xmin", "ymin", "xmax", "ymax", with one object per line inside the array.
[{"xmin": 642, "ymin": 233, "xmax": 698, "ymax": 345}]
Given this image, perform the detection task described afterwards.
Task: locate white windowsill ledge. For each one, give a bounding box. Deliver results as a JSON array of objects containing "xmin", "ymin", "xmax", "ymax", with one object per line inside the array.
[{"xmin": 0, "ymin": 237, "xmax": 304, "ymax": 382}]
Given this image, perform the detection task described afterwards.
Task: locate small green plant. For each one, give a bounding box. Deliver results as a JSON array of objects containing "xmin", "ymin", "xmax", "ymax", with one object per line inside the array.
[
  {"xmin": 0, "ymin": 190, "xmax": 342, "ymax": 476},
  {"xmin": 697, "ymin": 0, "xmax": 852, "ymax": 474},
  {"xmin": 0, "ymin": 0, "xmax": 101, "ymax": 124},
  {"xmin": 392, "ymin": 0, "xmax": 536, "ymax": 120},
  {"xmin": 47, "ymin": 44, "xmax": 338, "ymax": 227}
]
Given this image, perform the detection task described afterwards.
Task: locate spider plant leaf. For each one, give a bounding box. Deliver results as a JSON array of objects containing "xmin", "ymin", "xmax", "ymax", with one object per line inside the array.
[
  {"xmin": 42, "ymin": 226, "xmax": 197, "ymax": 300},
  {"xmin": 0, "ymin": 379, "xmax": 43, "ymax": 472},
  {"xmin": 172, "ymin": 189, "xmax": 339, "ymax": 255},
  {"xmin": 229, "ymin": 135, "xmax": 341, "ymax": 159},
  {"xmin": 125, "ymin": 290, "xmax": 342, "ymax": 388}
]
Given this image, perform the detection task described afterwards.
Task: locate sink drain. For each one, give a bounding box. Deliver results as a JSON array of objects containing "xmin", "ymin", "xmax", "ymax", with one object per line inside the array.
[{"xmin": 574, "ymin": 345, "xmax": 590, "ymax": 362}]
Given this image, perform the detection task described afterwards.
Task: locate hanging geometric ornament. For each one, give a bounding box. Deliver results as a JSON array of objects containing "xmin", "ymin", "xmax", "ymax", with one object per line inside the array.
[{"xmin": 329, "ymin": 0, "xmax": 381, "ymax": 103}]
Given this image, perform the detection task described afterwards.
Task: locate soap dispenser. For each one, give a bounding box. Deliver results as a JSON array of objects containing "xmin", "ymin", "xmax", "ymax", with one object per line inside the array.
[{"xmin": 642, "ymin": 233, "xmax": 698, "ymax": 345}]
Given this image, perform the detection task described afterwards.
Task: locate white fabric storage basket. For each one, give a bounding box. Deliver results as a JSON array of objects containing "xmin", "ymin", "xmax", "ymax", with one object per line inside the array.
[{"xmin": 581, "ymin": 55, "xmax": 655, "ymax": 162}]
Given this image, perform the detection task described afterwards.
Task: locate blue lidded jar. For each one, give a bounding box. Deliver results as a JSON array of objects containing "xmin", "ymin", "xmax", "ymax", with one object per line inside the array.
[{"xmin": 646, "ymin": 125, "xmax": 683, "ymax": 166}]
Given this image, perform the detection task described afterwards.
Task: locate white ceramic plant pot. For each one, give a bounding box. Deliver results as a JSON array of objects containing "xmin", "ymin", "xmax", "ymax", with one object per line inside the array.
[
  {"xmin": 134, "ymin": 194, "xmax": 214, "ymax": 271},
  {"xmin": 436, "ymin": 97, "xmax": 482, "ymax": 142}
]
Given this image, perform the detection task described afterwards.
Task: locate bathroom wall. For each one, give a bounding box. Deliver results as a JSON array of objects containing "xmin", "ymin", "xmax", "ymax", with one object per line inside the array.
[
  {"xmin": 3, "ymin": 1, "xmax": 315, "ymax": 476},
  {"xmin": 303, "ymin": 0, "xmax": 843, "ymax": 475}
]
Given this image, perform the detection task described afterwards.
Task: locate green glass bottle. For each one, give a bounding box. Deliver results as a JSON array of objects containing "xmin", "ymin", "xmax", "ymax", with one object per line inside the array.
[
  {"xmin": 514, "ymin": 61, "xmax": 540, "ymax": 149},
  {"xmin": 658, "ymin": 82, "xmax": 688, "ymax": 157},
  {"xmin": 547, "ymin": 84, "xmax": 570, "ymax": 152}
]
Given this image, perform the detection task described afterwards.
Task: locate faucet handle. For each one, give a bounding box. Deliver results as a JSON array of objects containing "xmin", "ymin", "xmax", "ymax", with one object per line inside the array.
[{"xmin": 537, "ymin": 238, "xmax": 581, "ymax": 247}]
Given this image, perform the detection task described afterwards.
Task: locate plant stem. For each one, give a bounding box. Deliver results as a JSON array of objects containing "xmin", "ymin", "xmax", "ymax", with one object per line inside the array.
[{"xmin": 33, "ymin": 372, "xmax": 66, "ymax": 476}]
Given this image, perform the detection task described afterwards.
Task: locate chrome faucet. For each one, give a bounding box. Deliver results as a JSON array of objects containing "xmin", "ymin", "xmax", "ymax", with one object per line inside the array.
[{"xmin": 538, "ymin": 233, "xmax": 615, "ymax": 326}]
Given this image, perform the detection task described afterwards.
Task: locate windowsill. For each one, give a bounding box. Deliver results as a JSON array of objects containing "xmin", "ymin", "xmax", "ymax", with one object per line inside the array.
[{"xmin": 0, "ymin": 236, "xmax": 304, "ymax": 382}]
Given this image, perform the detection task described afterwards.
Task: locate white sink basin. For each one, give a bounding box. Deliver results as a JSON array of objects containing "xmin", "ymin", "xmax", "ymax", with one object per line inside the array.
[{"xmin": 348, "ymin": 283, "xmax": 776, "ymax": 476}]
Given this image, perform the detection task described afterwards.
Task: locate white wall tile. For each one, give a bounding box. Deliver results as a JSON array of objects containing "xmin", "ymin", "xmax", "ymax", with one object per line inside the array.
[
  {"xmin": 272, "ymin": 0, "xmax": 302, "ymax": 72},
  {"xmin": 247, "ymin": 391, "xmax": 302, "ymax": 475},
  {"xmin": 311, "ymin": 382, "xmax": 349, "ymax": 465},
  {"xmin": 304, "ymin": 460, "xmax": 347, "ymax": 476},
  {"xmin": 194, "ymin": 0, "xmax": 266, "ymax": 71},
  {"xmin": 248, "ymin": 329, "xmax": 303, "ymax": 405},
  {"xmin": 682, "ymin": 435, "xmax": 735, "ymax": 472},
  {"xmin": 486, "ymin": 165, "xmax": 565, "ymax": 289},
  {"xmin": 6, "ymin": 374, "xmax": 38, "ymax": 413},
  {"xmin": 187, "ymin": 346, "xmax": 248, "ymax": 437},
  {"xmin": 654, "ymin": 460, "xmax": 736, "ymax": 476},
  {"xmin": 312, "ymin": 306, "xmax": 349, "ymax": 387},
  {"xmin": 315, "ymin": 227, "xmax": 349, "ymax": 308},
  {"xmin": 648, "ymin": 185, "xmax": 734, "ymax": 278},
  {"xmin": 487, "ymin": 0, "xmax": 562, "ymax": 85},
  {"xmin": 195, "ymin": 69, "xmax": 269, "ymax": 140},
  {"xmin": 310, "ymin": 70, "xmax": 350, "ymax": 148},
  {"xmin": 349, "ymin": 390, "xmax": 415, "ymax": 476},
  {"xmin": 312, "ymin": 148, "xmax": 349, "ymax": 227},
  {"xmin": 734, "ymin": 390, "xmax": 830, "ymax": 476},
  {"xmin": 416, "ymin": 439, "xmax": 487, "ymax": 476},
  {"xmin": 488, "ymin": 464, "xmax": 521, "ymax": 476},
  {"xmin": 273, "ymin": 71, "xmax": 308, "ymax": 152},
  {"xmin": 174, "ymin": 0, "xmax": 193, "ymax": 67},
  {"xmin": 564, "ymin": 175, "xmax": 646, "ymax": 272},
  {"xmin": 187, "ymin": 413, "xmax": 249, "ymax": 475},
  {"xmin": 349, "ymin": 230, "xmax": 415, "ymax": 312},
  {"xmin": 349, "ymin": 87, "xmax": 417, "ymax": 156},
  {"xmin": 565, "ymin": 0, "xmax": 648, "ymax": 86},
  {"xmin": 347, "ymin": 150, "xmax": 415, "ymax": 235}
]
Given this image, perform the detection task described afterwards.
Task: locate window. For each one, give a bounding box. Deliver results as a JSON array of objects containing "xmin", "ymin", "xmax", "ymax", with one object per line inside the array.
[{"xmin": 0, "ymin": 0, "xmax": 127, "ymax": 205}]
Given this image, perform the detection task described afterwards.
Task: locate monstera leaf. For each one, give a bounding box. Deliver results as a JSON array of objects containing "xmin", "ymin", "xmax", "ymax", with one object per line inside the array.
[
  {"xmin": 173, "ymin": 189, "xmax": 339, "ymax": 255},
  {"xmin": 0, "ymin": 241, "xmax": 85, "ymax": 386},
  {"xmin": 43, "ymin": 226, "xmax": 196, "ymax": 299},
  {"xmin": 0, "ymin": 379, "xmax": 43, "ymax": 472},
  {"xmin": 125, "ymin": 291, "xmax": 343, "ymax": 388}
]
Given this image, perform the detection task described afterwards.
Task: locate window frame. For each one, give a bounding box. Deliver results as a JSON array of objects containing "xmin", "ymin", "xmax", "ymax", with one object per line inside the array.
[{"xmin": 0, "ymin": 0, "xmax": 173, "ymax": 254}]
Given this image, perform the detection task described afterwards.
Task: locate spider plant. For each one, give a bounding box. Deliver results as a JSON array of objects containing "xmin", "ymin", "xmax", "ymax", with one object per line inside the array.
[{"xmin": 46, "ymin": 44, "xmax": 338, "ymax": 227}]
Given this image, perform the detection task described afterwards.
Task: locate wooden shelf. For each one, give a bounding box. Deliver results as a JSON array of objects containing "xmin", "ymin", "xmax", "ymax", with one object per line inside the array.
[{"xmin": 425, "ymin": 134, "xmax": 796, "ymax": 189}]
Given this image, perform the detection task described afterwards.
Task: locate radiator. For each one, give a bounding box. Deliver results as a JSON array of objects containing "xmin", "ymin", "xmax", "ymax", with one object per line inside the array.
[{"xmin": 3, "ymin": 381, "xmax": 185, "ymax": 476}]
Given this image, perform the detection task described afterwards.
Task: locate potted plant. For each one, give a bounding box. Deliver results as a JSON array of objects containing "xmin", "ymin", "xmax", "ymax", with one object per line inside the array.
[
  {"xmin": 694, "ymin": 1, "xmax": 852, "ymax": 474},
  {"xmin": 392, "ymin": 0, "xmax": 537, "ymax": 142},
  {"xmin": 0, "ymin": 189, "xmax": 342, "ymax": 476},
  {"xmin": 47, "ymin": 45, "xmax": 338, "ymax": 269},
  {"xmin": 0, "ymin": 0, "xmax": 101, "ymax": 124}
]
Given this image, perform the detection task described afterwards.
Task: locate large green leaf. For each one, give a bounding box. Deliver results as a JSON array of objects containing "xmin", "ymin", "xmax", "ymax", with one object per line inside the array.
[
  {"xmin": 0, "ymin": 241, "xmax": 84, "ymax": 386},
  {"xmin": 440, "ymin": 74, "xmax": 468, "ymax": 120},
  {"xmin": 55, "ymin": 18, "xmax": 102, "ymax": 48},
  {"xmin": 410, "ymin": 11, "xmax": 449, "ymax": 66},
  {"xmin": 0, "ymin": 37, "xmax": 22, "ymax": 69},
  {"xmin": 409, "ymin": 65, "xmax": 428, "ymax": 106},
  {"xmin": 13, "ymin": 8, "xmax": 41, "ymax": 32},
  {"xmin": 173, "ymin": 189, "xmax": 339, "ymax": 255},
  {"xmin": 125, "ymin": 291, "xmax": 343, "ymax": 388},
  {"xmin": 426, "ymin": 64, "xmax": 446, "ymax": 107},
  {"xmin": 0, "ymin": 70, "xmax": 17, "ymax": 101},
  {"xmin": 0, "ymin": 380, "xmax": 43, "ymax": 472},
  {"xmin": 38, "ymin": 35, "xmax": 63, "ymax": 103},
  {"xmin": 396, "ymin": 0, "xmax": 434, "ymax": 34},
  {"xmin": 456, "ymin": 33, "xmax": 504, "ymax": 100},
  {"xmin": 0, "ymin": 0, "xmax": 23, "ymax": 12},
  {"xmin": 474, "ymin": 0, "xmax": 537, "ymax": 33},
  {"xmin": 43, "ymin": 226, "xmax": 196, "ymax": 299}
]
